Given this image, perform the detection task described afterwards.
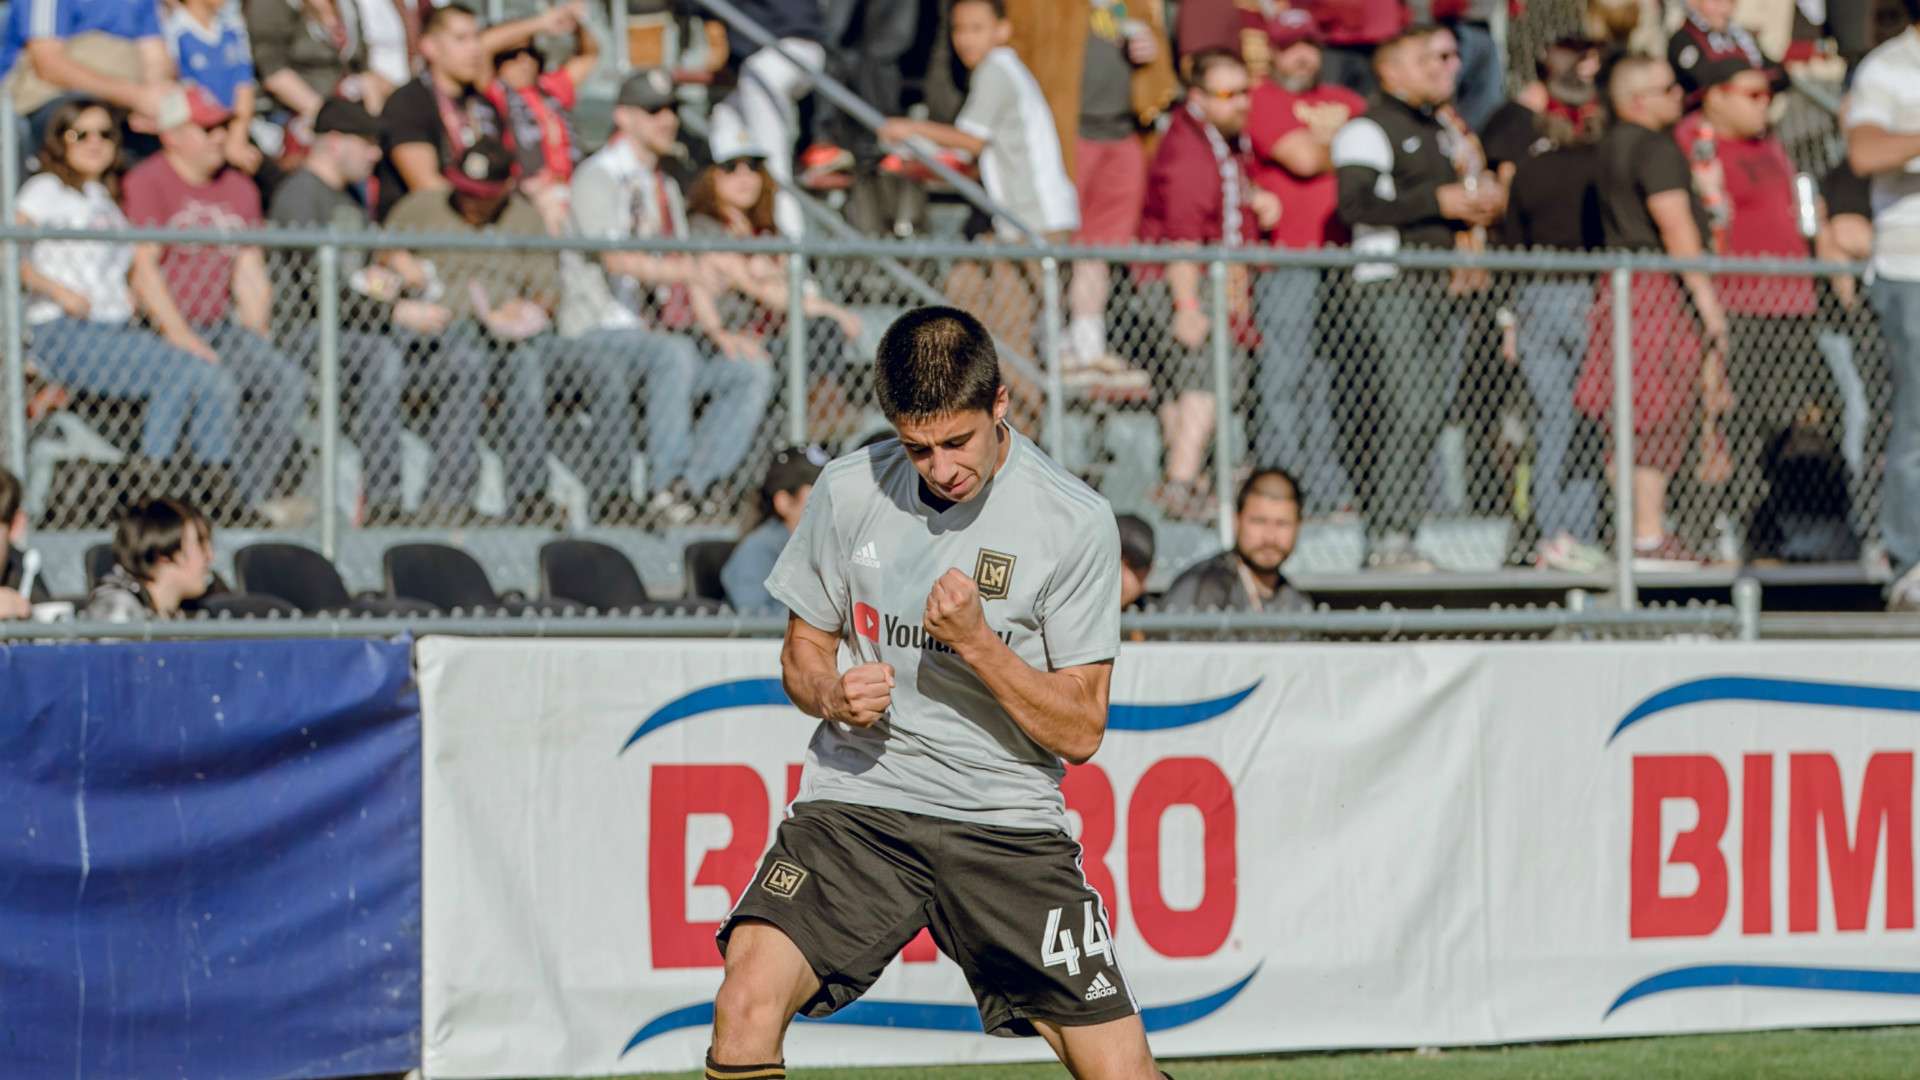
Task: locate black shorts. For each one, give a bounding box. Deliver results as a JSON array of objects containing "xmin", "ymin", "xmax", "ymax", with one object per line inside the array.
[{"xmin": 718, "ymin": 800, "xmax": 1137, "ymax": 1037}]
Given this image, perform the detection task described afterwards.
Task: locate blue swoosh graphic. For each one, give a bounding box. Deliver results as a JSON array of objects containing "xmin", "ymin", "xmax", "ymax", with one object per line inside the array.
[
  {"xmin": 620, "ymin": 967, "xmax": 1260, "ymax": 1055},
  {"xmin": 1607, "ymin": 676, "xmax": 1920, "ymax": 745},
  {"xmin": 1606, "ymin": 964, "xmax": 1920, "ymax": 1017},
  {"xmin": 621, "ymin": 679, "xmax": 1261, "ymax": 751}
]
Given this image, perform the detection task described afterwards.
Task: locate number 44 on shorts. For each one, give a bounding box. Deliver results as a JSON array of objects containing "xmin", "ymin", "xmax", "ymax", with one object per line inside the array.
[{"xmin": 1039, "ymin": 900, "xmax": 1113, "ymax": 977}]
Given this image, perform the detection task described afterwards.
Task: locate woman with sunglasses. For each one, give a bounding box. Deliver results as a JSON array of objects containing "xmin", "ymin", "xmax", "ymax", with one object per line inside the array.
[{"xmin": 16, "ymin": 100, "xmax": 238, "ymax": 487}]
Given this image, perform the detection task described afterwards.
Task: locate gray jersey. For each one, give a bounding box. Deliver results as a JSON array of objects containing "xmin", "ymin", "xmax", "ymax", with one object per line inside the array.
[{"xmin": 766, "ymin": 427, "xmax": 1121, "ymax": 832}]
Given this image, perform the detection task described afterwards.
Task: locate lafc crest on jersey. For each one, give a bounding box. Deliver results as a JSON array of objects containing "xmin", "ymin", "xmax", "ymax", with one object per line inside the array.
[{"xmin": 974, "ymin": 549, "xmax": 1016, "ymax": 600}]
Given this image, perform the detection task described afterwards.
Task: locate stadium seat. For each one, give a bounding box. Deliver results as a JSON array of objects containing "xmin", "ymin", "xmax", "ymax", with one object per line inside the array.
[
  {"xmin": 683, "ymin": 539, "xmax": 737, "ymax": 603},
  {"xmin": 235, "ymin": 542, "xmax": 436, "ymax": 617},
  {"xmin": 192, "ymin": 592, "xmax": 302, "ymax": 618},
  {"xmin": 539, "ymin": 539, "xmax": 650, "ymax": 610},
  {"xmin": 84, "ymin": 542, "xmax": 116, "ymax": 590},
  {"xmin": 384, "ymin": 542, "xmax": 576, "ymax": 616}
]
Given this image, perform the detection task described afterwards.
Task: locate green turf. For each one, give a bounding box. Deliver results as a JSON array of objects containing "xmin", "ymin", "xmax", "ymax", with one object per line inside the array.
[{"xmin": 602, "ymin": 1026, "xmax": 1920, "ymax": 1080}]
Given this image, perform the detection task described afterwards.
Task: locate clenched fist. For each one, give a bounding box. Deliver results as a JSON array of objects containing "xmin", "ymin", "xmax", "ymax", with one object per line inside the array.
[
  {"xmin": 828, "ymin": 662, "xmax": 894, "ymax": 727},
  {"xmin": 924, "ymin": 568, "xmax": 986, "ymax": 648}
]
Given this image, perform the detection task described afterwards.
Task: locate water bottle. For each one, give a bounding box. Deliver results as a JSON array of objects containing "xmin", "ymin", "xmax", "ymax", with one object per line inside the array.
[{"xmin": 1795, "ymin": 172, "xmax": 1819, "ymax": 239}]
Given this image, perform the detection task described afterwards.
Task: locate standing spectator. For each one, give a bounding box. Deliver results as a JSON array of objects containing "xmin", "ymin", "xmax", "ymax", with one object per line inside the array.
[
  {"xmin": 1432, "ymin": 0, "xmax": 1505, "ymax": 129},
  {"xmin": 245, "ymin": 0, "xmax": 386, "ymax": 141},
  {"xmin": 482, "ymin": 1, "xmax": 596, "ymax": 232},
  {"xmin": 83, "ymin": 497, "xmax": 214, "ymax": 621},
  {"xmin": 1577, "ymin": 55, "xmax": 1729, "ymax": 566},
  {"xmin": 1667, "ymin": 0, "xmax": 1783, "ymax": 105},
  {"xmin": 0, "ymin": 0, "xmax": 183, "ymax": 142},
  {"xmin": 1479, "ymin": 37, "xmax": 1604, "ymax": 184},
  {"xmin": 1847, "ymin": 6, "xmax": 1920, "ymax": 608},
  {"xmin": 1333, "ymin": 27, "xmax": 1498, "ymax": 567},
  {"xmin": 358, "ymin": 0, "xmax": 426, "ymax": 91},
  {"xmin": 720, "ymin": 445, "xmax": 823, "ymax": 614},
  {"xmin": 17, "ymin": 99, "xmax": 240, "ymax": 498},
  {"xmin": 124, "ymin": 87, "xmax": 306, "ymax": 525},
  {"xmin": 708, "ymin": 0, "xmax": 826, "ymax": 239},
  {"xmin": 1175, "ymin": 0, "xmax": 1278, "ymax": 78},
  {"xmin": 1248, "ymin": 10, "xmax": 1364, "ymax": 516},
  {"xmin": 373, "ymin": 2, "xmax": 503, "ymax": 222},
  {"xmin": 1116, "ymin": 510, "xmax": 1155, "ymax": 611},
  {"xmin": 0, "ymin": 467, "xmax": 49, "ymax": 617},
  {"xmin": 1163, "ymin": 467, "xmax": 1312, "ymax": 611},
  {"xmin": 1140, "ymin": 49, "xmax": 1279, "ymax": 521},
  {"xmin": 165, "ymin": 0, "xmax": 263, "ymax": 173},
  {"xmin": 1309, "ymin": 0, "xmax": 1408, "ymax": 99},
  {"xmin": 563, "ymin": 70, "xmax": 772, "ymax": 526}
]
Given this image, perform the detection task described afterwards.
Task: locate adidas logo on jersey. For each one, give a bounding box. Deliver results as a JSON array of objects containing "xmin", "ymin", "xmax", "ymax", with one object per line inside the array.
[
  {"xmin": 1084, "ymin": 972, "xmax": 1118, "ymax": 1002},
  {"xmin": 851, "ymin": 541, "xmax": 881, "ymax": 569}
]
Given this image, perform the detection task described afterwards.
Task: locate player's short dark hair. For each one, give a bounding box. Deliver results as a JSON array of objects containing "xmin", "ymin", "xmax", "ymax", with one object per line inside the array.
[
  {"xmin": 424, "ymin": 2, "xmax": 478, "ymax": 36},
  {"xmin": 113, "ymin": 498, "xmax": 208, "ymax": 582},
  {"xmin": 873, "ymin": 306, "xmax": 1003, "ymax": 421},
  {"xmin": 0, "ymin": 466, "xmax": 21, "ymax": 527},
  {"xmin": 1186, "ymin": 48, "xmax": 1246, "ymax": 90},
  {"xmin": 950, "ymin": 0, "xmax": 1006, "ymax": 19},
  {"xmin": 1237, "ymin": 467, "xmax": 1302, "ymax": 515}
]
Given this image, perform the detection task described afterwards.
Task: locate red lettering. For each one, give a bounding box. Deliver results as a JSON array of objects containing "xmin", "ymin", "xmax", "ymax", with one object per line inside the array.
[
  {"xmin": 1062, "ymin": 763, "xmax": 1121, "ymax": 932},
  {"xmin": 1788, "ymin": 752, "xmax": 1914, "ymax": 933},
  {"xmin": 1127, "ymin": 758, "xmax": 1235, "ymax": 957},
  {"xmin": 1743, "ymin": 754, "xmax": 1772, "ymax": 935},
  {"xmin": 1629, "ymin": 755, "xmax": 1729, "ymax": 939},
  {"xmin": 648, "ymin": 764, "xmax": 769, "ymax": 968}
]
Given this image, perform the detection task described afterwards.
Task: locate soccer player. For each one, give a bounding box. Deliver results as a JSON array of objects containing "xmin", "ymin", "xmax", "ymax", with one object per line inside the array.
[{"xmin": 707, "ymin": 306, "xmax": 1164, "ymax": 1080}]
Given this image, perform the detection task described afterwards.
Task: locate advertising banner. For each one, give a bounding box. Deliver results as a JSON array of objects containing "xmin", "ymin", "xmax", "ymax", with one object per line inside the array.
[{"xmin": 418, "ymin": 639, "xmax": 1920, "ymax": 1076}]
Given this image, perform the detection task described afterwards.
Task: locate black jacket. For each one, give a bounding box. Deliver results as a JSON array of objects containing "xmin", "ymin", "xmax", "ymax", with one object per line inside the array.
[
  {"xmin": 1334, "ymin": 91, "xmax": 1464, "ymax": 258},
  {"xmin": 1162, "ymin": 550, "xmax": 1313, "ymax": 614}
]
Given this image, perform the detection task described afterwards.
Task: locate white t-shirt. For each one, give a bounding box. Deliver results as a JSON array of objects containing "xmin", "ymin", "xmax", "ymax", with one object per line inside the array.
[
  {"xmin": 955, "ymin": 46, "xmax": 1080, "ymax": 240},
  {"xmin": 16, "ymin": 174, "xmax": 134, "ymax": 326},
  {"xmin": 361, "ymin": 0, "xmax": 420, "ymax": 89},
  {"xmin": 1847, "ymin": 28, "xmax": 1920, "ymax": 282}
]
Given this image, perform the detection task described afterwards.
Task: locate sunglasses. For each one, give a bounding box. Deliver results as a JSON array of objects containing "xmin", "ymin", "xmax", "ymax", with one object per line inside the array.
[
  {"xmin": 1202, "ymin": 86, "xmax": 1250, "ymax": 102},
  {"xmin": 62, "ymin": 126, "xmax": 115, "ymax": 145},
  {"xmin": 720, "ymin": 157, "xmax": 765, "ymax": 174},
  {"xmin": 1727, "ymin": 86, "xmax": 1773, "ymax": 102}
]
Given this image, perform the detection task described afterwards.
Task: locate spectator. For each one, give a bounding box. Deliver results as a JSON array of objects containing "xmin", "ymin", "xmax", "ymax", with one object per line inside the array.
[
  {"xmin": 1248, "ymin": 10, "xmax": 1364, "ymax": 517},
  {"xmin": 1667, "ymin": 0, "xmax": 1783, "ymax": 106},
  {"xmin": 720, "ymin": 445, "xmax": 824, "ymax": 614},
  {"xmin": 708, "ymin": 0, "xmax": 826, "ymax": 239},
  {"xmin": 244, "ymin": 0, "xmax": 385, "ymax": 142},
  {"xmin": 1815, "ymin": 154, "xmax": 1877, "ymax": 496},
  {"xmin": 124, "ymin": 87, "xmax": 305, "ymax": 525},
  {"xmin": 563, "ymin": 70, "xmax": 775, "ymax": 526},
  {"xmin": 359, "ymin": 0, "xmax": 427, "ymax": 91},
  {"xmin": 1115, "ymin": 510, "xmax": 1155, "ymax": 610},
  {"xmin": 0, "ymin": 467, "xmax": 49, "ymax": 618},
  {"xmin": 374, "ymin": 2, "xmax": 503, "ymax": 222},
  {"xmin": 1433, "ymin": 0, "xmax": 1505, "ymax": 129},
  {"xmin": 1175, "ymin": 0, "xmax": 1277, "ymax": 77},
  {"xmin": 165, "ymin": 0, "xmax": 263, "ymax": 173},
  {"xmin": 1332, "ymin": 27, "xmax": 1498, "ymax": 568},
  {"xmin": 802, "ymin": 0, "xmax": 920, "ymax": 188},
  {"xmin": 1846, "ymin": 7, "xmax": 1920, "ymax": 608},
  {"xmin": 1310, "ymin": 0, "xmax": 1408, "ymax": 99},
  {"xmin": 1576, "ymin": 55, "xmax": 1729, "ymax": 567},
  {"xmin": 1140, "ymin": 49, "xmax": 1279, "ymax": 521},
  {"xmin": 1674, "ymin": 56, "xmax": 1824, "ymax": 550},
  {"xmin": 18, "ymin": 99, "xmax": 242, "ymax": 499},
  {"xmin": 83, "ymin": 497, "xmax": 214, "ymax": 621},
  {"xmin": 1479, "ymin": 37, "xmax": 1604, "ymax": 184},
  {"xmin": 1008, "ymin": 0, "xmax": 1174, "ymax": 389},
  {"xmin": 1163, "ymin": 467, "xmax": 1312, "ymax": 611},
  {"xmin": 383, "ymin": 136, "xmax": 565, "ymax": 526},
  {"xmin": 484, "ymin": 1, "xmax": 597, "ymax": 230},
  {"xmin": 0, "ymin": 0, "xmax": 183, "ymax": 143},
  {"xmin": 266, "ymin": 98, "xmax": 425, "ymax": 526}
]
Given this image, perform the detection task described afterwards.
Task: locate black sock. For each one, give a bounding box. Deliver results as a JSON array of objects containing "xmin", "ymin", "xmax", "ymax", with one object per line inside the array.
[{"xmin": 705, "ymin": 1051, "xmax": 785, "ymax": 1080}]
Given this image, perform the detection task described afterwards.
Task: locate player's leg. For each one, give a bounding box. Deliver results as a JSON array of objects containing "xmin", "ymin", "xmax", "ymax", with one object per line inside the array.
[
  {"xmin": 710, "ymin": 919, "xmax": 820, "ymax": 1065},
  {"xmin": 1031, "ymin": 1014, "xmax": 1161, "ymax": 1080}
]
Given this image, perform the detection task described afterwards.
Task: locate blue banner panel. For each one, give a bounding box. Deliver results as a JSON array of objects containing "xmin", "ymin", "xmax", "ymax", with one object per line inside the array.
[{"xmin": 0, "ymin": 638, "xmax": 422, "ymax": 1079}]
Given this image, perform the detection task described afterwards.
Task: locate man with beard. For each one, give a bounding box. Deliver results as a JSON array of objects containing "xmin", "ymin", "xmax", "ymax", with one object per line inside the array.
[{"xmin": 1164, "ymin": 467, "xmax": 1311, "ymax": 612}]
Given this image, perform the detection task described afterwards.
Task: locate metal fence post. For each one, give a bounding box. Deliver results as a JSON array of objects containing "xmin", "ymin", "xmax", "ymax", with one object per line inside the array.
[
  {"xmin": 1609, "ymin": 266, "xmax": 1637, "ymax": 608},
  {"xmin": 317, "ymin": 241, "xmax": 341, "ymax": 561},
  {"xmin": 1, "ymin": 91, "xmax": 23, "ymax": 484},
  {"xmin": 1209, "ymin": 259, "xmax": 1235, "ymax": 550},
  {"xmin": 1732, "ymin": 576, "xmax": 1761, "ymax": 641},
  {"xmin": 785, "ymin": 251, "xmax": 807, "ymax": 446},
  {"xmin": 611, "ymin": 0, "xmax": 630, "ymax": 73},
  {"xmin": 1040, "ymin": 254, "xmax": 1065, "ymax": 459}
]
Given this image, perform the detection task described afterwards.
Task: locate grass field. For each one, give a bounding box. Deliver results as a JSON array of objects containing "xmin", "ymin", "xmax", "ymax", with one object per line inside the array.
[{"xmin": 606, "ymin": 1026, "xmax": 1920, "ymax": 1080}]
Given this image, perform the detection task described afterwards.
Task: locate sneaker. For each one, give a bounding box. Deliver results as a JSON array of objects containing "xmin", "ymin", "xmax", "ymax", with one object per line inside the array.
[
  {"xmin": 1888, "ymin": 565, "xmax": 1920, "ymax": 613},
  {"xmin": 647, "ymin": 487, "xmax": 699, "ymax": 527},
  {"xmin": 879, "ymin": 150, "xmax": 974, "ymax": 184},
  {"xmin": 798, "ymin": 143, "xmax": 855, "ymax": 190},
  {"xmin": 255, "ymin": 494, "xmax": 317, "ymax": 530},
  {"xmin": 1366, "ymin": 532, "xmax": 1437, "ymax": 572},
  {"xmin": 1631, "ymin": 534, "xmax": 1703, "ymax": 571},
  {"xmin": 1534, "ymin": 534, "xmax": 1610, "ymax": 573}
]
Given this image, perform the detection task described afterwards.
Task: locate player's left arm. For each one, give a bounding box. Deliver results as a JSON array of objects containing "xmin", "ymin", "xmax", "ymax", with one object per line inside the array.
[{"xmin": 925, "ymin": 569, "xmax": 1113, "ymax": 765}]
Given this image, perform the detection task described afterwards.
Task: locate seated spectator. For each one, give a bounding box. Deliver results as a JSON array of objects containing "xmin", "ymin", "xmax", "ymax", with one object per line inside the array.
[
  {"xmin": 125, "ymin": 87, "xmax": 305, "ymax": 525},
  {"xmin": 484, "ymin": 1, "xmax": 598, "ymax": 230},
  {"xmin": 18, "ymin": 98, "xmax": 243, "ymax": 501},
  {"xmin": 1140, "ymin": 49, "xmax": 1279, "ymax": 521},
  {"xmin": 165, "ymin": 0, "xmax": 263, "ymax": 173},
  {"xmin": 244, "ymin": 0, "xmax": 386, "ymax": 146},
  {"xmin": 0, "ymin": 467, "xmax": 49, "ymax": 619},
  {"xmin": 83, "ymin": 497, "xmax": 215, "ymax": 621},
  {"xmin": 1163, "ymin": 467, "xmax": 1311, "ymax": 611},
  {"xmin": 708, "ymin": 0, "xmax": 826, "ymax": 238},
  {"xmin": 0, "ymin": 0, "xmax": 184, "ymax": 146},
  {"xmin": 1667, "ymin": 0, "xmax": 1784, "ymax": 106},
  {"xmin": 1115, "ymin": 510, "xmax": 1154, "ymax": 611},
  {"xmin": 374, "ymin": 2, "xmax": 504, "ymax": 222},
  {"xmin": 721, "ymin": 445, "xmax": 824, "ymax": 613}
]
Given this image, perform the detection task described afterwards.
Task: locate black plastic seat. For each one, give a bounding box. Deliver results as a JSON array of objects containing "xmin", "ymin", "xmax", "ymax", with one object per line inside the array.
[
  {"xmin": 84, "ymin": 542, "xmax": 116, "ymax": 590},
  {"xmin": 683, "ymin": 539, "xmax": 737, "ymax": 603},
  {"xmin": 235, "ymin": 542, "xmax": 436, "ymax": 617},
  {"xmin": 384, "ymin": 542, "xmax": 575, "ymax": 616},
  {"xmin": 539, "ymin": 539, "xmax": 650, "ymax": 610},
  {"xmin": 193, "ymin": 592, "xmax": 302, "ymax": 618}
]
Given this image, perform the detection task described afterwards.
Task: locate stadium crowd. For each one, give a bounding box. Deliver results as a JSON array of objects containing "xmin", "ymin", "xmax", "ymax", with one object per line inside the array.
[{"xmin": 0, "ymin": 0, "xmax": 1916, "ymax": 607}]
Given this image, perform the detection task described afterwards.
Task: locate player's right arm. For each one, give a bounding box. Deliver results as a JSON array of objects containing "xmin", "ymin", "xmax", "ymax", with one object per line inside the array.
[{"xmin": 780, "ymin": 615, "xmax": 894, "ymax": 727}]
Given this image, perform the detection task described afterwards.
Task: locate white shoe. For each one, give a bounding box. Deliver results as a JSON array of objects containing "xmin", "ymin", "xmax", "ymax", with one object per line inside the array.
[{"xmin": 1888, "ymin": 565, "xmax": 1920, "ymax": 612}]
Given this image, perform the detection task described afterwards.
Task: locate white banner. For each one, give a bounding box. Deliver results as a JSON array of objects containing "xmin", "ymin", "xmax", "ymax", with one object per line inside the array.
[{"xmin": 419, "ymin": 639, "xmax": 1920, "ymax": 1078}]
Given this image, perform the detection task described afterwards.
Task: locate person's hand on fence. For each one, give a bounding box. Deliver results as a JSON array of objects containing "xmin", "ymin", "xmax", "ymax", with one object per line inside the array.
[
  {"xmin": 0, "ymin": 587, "xmax": 30, "ymax": 621},
  {"xmin": 393, "ymin": 299, "xmax": 453, "ymax": 335},
  {"xmin": 1173, "ymin": 304, "xmax": 1209, "ymax": 350}
]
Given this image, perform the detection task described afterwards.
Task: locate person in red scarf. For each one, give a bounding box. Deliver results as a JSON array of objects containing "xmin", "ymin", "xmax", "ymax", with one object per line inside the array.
[{"xmin": 485, "ymin": 5, "xmax": 597, "ymax": 232}]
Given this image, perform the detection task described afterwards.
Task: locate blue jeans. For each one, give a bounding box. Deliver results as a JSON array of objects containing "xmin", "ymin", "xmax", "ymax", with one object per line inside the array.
[
  {"xmin": 29, "ymin": 317, "xmax": 235, "ymax": 466},
  {"xmin": 1452, "ymin": 22, "xmax": 1506, "ymax": 132},
  {"xmin": 390, "ymin": 321, "xmax": 513, "ymax": 507},
  {"xmin": 1871, "ymin": 277, "xmax": 1920, "ymax": 580},
  {"xmin": 198, "ymin": 322, "xmax": 306, "ymax": 504},
  {"xmin": 1253, "ymin": 268, "xmax": 1356, "ymax": 511},
  {"xmin": 1515, "ymin": 280, "xmax": 1601, "ymax": 543},
  {"xmin": 290, "ymin": 327, "xmax": 408, "ymax": 507}
]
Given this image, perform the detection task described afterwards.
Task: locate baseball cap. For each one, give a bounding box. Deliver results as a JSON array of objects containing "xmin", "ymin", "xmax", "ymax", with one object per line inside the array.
[
  {"xmin": 314, "ymin": 98, "xmax": 380, "ymax": 140},
  {"xmin": 762, "ymin": 445, "xmax": 827, "ymax": 498},
  {"xmin": 1115, "ymin": 513, "xmax": 1155, "ymax": 574},
  {"xmin": 1266, "ymin": 8, "xmax": 1323, "ymax": 49},
  {"xmin": 710, "ymin": 123, "xmax": 769, "ymax": 166},
  {"xmin": 156, "ymin": 85, "xmax": 234, "ymax": 131},
  {"xmin": 1693, "ymin": 54, "xmax": 1763, "ymax": 94},
  {"xmin": 445, "ymin": 136, "xmax": 515, "ymax": 198},
  {"xmin": 616, "ymin": 68, "xmax": 678, "ymax": 112}
]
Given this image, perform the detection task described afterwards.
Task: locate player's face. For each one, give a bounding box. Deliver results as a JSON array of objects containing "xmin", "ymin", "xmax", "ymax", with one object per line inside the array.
[
  {"xmin": 1235, "ymin": 493, "xmax": 1300, "ymax": 573},
  {"xmin": 893, "ymin": 387, "xmax": 1011, "ymax": 504}
]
